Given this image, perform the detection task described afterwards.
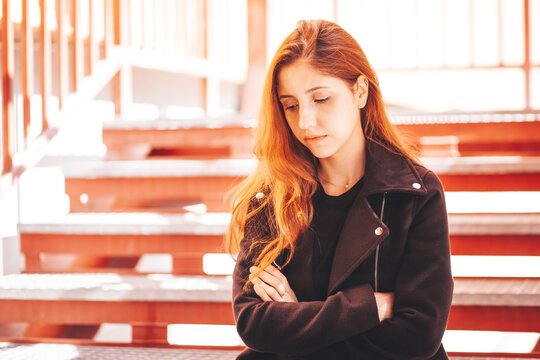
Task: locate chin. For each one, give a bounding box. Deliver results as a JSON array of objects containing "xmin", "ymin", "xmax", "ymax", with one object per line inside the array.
[{"xmin": 308, "ymin": 148, "xmax": 335, "ymax": 159}]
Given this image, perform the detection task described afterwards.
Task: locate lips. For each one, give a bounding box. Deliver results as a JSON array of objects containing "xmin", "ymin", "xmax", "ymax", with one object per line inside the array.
[{"xmin": 304, "ymin": 135, "xmax": 326, "ymax": 143}]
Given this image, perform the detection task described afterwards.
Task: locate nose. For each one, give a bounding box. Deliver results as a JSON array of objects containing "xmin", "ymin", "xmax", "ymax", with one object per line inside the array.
[{"xmin": 298, "ymin": 105, "xmax": 316, "ymax": 130}]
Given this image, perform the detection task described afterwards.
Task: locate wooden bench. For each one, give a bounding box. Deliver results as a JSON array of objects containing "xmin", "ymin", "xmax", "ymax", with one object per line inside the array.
[
  {"xmin": 59, "ymin": 156, "xmax": 540, "ymax": 213},
  {"xmin": 102, "ymin": 117, "xmax": 256, "ymax": 160}
]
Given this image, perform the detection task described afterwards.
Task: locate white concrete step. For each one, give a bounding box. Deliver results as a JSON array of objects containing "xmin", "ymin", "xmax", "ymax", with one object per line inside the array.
[
  {"xmin": 53, "ymin": 156, "xmax": 540, "ymax": 178},
  {"xmin": 389, "ymin": 112, "xmax": 540, "ymax": 124},
  {"xmin": 18, "ymin": 212, "xmax": 230, "ymax": 235},
  {"xmin": 0, "ymin": 274, "xmax": 232, "ymax": 302},
  {"xmin": 0, "ymin": 342, "xmax": 240, "ymax": 359},
  {"xmin": 103, "ymin": 116, "xmax": 256, "ymax": 130},
  {"xmin": 58, "ymin": 159, "xmax": 257, "ymax": 178},
  {"xmin": 18, "ymin": 212, "xmax": 540, "ymax": 235}
]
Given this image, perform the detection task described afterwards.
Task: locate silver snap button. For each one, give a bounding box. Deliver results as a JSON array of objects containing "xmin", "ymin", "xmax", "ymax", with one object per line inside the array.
[
  {"xmin": 375, "ymin": 227, "xmax": 383, "ymax": 236},
  {"xmin": 255, "ymin": 192, "xmax": 264, "ymax": 200},
  {"xmin": 412, "ymin": 182, "xmax": 421, "ymax": 189}
]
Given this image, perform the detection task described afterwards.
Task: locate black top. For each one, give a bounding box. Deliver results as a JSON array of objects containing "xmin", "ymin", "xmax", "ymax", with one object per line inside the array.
[{"xmin": 311, "ymin": 177, "xmax": 364, "ymax": 300}]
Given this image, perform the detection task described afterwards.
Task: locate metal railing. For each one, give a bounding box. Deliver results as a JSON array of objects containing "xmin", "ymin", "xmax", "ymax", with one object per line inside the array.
[{"xmin": 0, "ymin": 0, "xmax": 247, "ymax": 180}]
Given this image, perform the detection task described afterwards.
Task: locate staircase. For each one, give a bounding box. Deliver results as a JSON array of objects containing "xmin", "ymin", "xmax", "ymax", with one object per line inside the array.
[
  {"xmin": 1, "ymin": 1, "xmax": 539, "ymax": 358},
  {"xmin": 0, "ymin": 110, "xmax": 537, "ymax": 358}
]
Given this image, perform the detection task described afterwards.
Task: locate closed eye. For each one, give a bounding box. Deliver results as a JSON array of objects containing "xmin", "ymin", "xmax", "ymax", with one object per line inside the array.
[
  {"xmin": 315, "ymin": 97, "xmax": 330, "ymax": 103},
  {"xmin": 284, "ymin": 104, "xmax": 298, "ymax": 111}
]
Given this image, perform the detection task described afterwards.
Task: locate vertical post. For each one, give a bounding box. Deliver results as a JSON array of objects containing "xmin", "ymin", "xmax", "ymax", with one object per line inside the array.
[
  {"xmin": 104, "ymin": 0, "xmax": 114, "ymax": 57},
  {"xmin": 2, "ymin": 0, "xmax": 15, "ymax": 173},
  {"xmin": 72, "ymin": 0, "xmax": 84, "ymax": 91},
  {"xmin": 200, "ymin": 0, "xmax": 220, "ymax": 116},
  {"xmin": 240, "ymin": 0, "xmax": 267, "ymax": 117},
  {"xmin": 497, "ymin": 0, "xmax": 504, "ymax": 67},
  {"xmin": 523, "ymin": 0, "xmax": 531, "ymax": 110},
  {"xmin": 57, "ymin": 0, "xmax": 69, "ymax": 108},
  {"xmin": 88, "ymin": 0, "xmax": 99, "ymax": 73},
  {"xmin": 469, "ymin": 0, "xmax": 475, "ymax": 67},
  {"xmin": 201, "ymin": 0, "xmax": 208, "ymax": 112},
  {"xmin": 22, "ymin": 0, "xmax": 34, "ymax": 139},
  {"xmin": 41, "ymin": 0, "xmax": 52, "ymax": 132},
  {"xmin": 112, "ymin": 0, "xmax": 132, "ymax": 116}
]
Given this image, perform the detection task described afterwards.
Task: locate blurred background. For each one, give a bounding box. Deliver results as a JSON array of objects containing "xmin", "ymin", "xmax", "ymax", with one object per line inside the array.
[{"xmin": 0, "ymin": 0, "xmax": 539, "ymax": 358}]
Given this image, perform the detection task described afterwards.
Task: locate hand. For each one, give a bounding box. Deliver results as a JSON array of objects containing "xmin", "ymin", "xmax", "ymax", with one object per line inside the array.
[
  {"xmin": 374, "ymin": 292, "xmax": 394, "ymax": 321},
  {"xmin": 249, "ymin": 264, "xmax": 298, "ymax": 302}
]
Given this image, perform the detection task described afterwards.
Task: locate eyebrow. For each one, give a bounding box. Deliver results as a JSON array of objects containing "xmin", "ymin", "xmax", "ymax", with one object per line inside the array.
[{"xmin": 278, "ymin": 86, "xmax": 329, "ymax": 100}]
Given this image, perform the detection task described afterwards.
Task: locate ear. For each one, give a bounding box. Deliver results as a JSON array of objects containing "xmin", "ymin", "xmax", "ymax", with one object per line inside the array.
[{"xmin": 353, "ymin": 75, "xmax": 369, "ymax": 109}]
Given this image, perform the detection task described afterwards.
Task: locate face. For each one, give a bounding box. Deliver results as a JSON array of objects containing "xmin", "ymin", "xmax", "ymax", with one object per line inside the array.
[{"xmin": 277, "ymin": 60, "xmax": 368, "ymax": 161}]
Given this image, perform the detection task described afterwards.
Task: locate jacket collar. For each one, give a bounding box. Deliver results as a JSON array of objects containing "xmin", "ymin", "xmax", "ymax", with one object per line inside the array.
[{"xmin": 361, "ymin": 140, "xmax": 427, "ymax": 196}]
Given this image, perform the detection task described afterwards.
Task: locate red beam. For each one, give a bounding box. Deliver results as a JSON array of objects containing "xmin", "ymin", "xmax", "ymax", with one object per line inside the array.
[
  {"xmin": 65, "ymin": 176, "xmax": 241, "ymax": 212},
  {"xmin": 448, "ymin": 306, "xmax": 540, "ymax": 332},
  {"xmin": 396, "ymin": 122, "xmax": 540, "ymax": 145},
  {"xmin": 20, "ymin": 233, "xmax": 224, "ymax": 255},
  {"xmin": 438, "ymin": 173, "xmax": 540, "ymax": 191},
  {"xmin": 450, "ymin": 235, "xmax": 540, "ymax": 256},
  {"xmin": 0, "ymin": 300, "xmax": 235, "ymax": 325}
]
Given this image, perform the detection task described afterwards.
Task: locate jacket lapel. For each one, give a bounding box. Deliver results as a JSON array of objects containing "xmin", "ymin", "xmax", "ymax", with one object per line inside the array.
[{"xmin": 326, "ymin": 193, "xmax": 388, "ymax": 296}]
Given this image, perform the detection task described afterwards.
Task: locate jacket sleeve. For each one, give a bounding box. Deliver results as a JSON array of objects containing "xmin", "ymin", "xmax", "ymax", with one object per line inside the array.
[
  {"xmin": 328, "ymin": 170, "xmax": 454, "ymax": 359},
  {"xmin": 232, "ymin": 209, "xmax": 380, "ymax": 355}
]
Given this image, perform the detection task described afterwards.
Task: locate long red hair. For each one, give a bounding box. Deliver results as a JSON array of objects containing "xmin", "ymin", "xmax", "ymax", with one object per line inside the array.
[{"xmin": 224, "ymin": 19, "xmax": 416, "ymax": 289}]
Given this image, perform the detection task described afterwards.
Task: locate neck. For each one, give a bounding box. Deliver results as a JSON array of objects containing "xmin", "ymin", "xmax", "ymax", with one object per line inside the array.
[{"xmin": 318, "ymin": 135, "xmax": 366, "ymax": 195}]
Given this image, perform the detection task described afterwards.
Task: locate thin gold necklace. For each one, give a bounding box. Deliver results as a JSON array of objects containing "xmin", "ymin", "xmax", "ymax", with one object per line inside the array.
[{"xmin": 318, "ymin": 174, "xmax": 363, "ymax": 189}]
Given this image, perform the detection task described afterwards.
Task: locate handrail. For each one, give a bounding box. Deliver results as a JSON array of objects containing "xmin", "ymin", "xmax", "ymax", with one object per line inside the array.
[{"xmin": 0, "ymin": 0, "xmax": 248, "ymax": 186}]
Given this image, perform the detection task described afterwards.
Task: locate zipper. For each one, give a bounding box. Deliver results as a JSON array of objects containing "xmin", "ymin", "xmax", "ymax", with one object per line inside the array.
[{"xmin": 374, "ymin": 192, "xmax": 387, "ymax": 292}]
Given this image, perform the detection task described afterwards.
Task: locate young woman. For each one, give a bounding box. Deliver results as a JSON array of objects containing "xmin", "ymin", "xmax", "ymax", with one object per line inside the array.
[{"xmin": 225, "ymin": 19, "xmax": 453, "ymax": 359}]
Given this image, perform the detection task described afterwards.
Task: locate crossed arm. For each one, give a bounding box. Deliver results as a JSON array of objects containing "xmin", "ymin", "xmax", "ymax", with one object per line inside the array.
[{"xmin": 250, "ymin": 264, "xmax": 394, "ymax": 322}]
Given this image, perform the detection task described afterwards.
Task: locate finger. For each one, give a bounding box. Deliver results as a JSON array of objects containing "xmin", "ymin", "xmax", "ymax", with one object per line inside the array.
[
  {"xmin": 263, "ymin": 265, "xmax": 288, "ymax": 283},
  {"xmin": 253, "ymin": 283, "xmax": 272, "ymax": 302},
  {"xmin": 254, "ymin": 270, "xmax": 286, "ymax": 297},
  {"xmin": 252, "ymin": 276, "xmax": 282, "ymax": 301},
  {"xmin": 251, "ymin": 266, "xmax": 287, "ymax": 295}
]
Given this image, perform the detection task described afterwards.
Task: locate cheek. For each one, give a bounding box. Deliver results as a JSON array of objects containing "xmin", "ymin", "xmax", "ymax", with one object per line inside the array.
[{"xmin": 285, "ymin": 117, "xmax": 303, "ymax": 141}]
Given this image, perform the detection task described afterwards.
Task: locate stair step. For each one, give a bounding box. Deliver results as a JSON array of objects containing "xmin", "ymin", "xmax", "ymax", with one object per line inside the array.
[
  {"xmin": 58, "ymin": 157, "xmax": 540, "ymax": 178},
  {"xmin": 0, "ymin": 275, "xmax": 536, "ymax": 333},
  {"xmin": 103, "ymin": 117, "xmax": 256, "ymax": 130},
  {"xmin": 18, "ymin": 213, "xmax": 231, "ymax": 235},
  {"xmin": 61, "ymin": 159, "xmax": 255, "ymax": 212},
  {"xmin": 17, "ymin": 213, "xmax": 540, "ymax": 274},
  {"xmin": 0, "ymin": 274, "xmax": 232, "ymax": 302},
  {"xmin": 18, "ymin": 213, "xmax": 231, "ymax": 274},
  {"xmin": 102, "ymin": 114, "xmax": 540, "ymax": 158},
  {"xmin": 19, "ymin": 212, "xmax": 540, "ymax": 235},
  {"xmin": 0, "ymin": 342, "xmax": 240, "ymax": 359},
  {"xmin": 60, "ymin": 159, "xmax": 257, "ymax": 178},
  {"xmin": 103, "ymin": 117, "xmax": 255, "ymax": 160},
  {"xmin": 57, "ymin": 157, "xmax": 540, "ymax": 212},
  {"xmin": 452, "ymin": 278, "xmax": 540, "ymax": 306}
]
